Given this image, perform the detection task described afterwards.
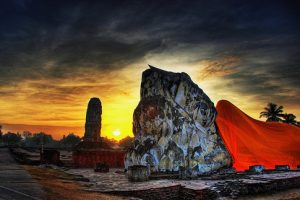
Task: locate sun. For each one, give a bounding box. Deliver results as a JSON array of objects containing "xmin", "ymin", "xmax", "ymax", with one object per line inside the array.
[{"xmin": 112, "ymin": 129, "xmax": 121, "ymax": 137}]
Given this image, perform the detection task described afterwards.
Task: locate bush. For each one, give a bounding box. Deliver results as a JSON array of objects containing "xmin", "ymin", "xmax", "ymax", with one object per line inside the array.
[
  {"xmin": 59, "ymin": 133, "xmax": 81, "ymax": 148},
  {"xmin": 22, "ymin": 132, "xmax": 54, "ymax": 148},
  {"xmin": 2, "ymin": 132, "xmax": 21, "ymax": 145},
  {"xmin": 119, "ymin": 136, "xmax": 134, "ymax": 150}
]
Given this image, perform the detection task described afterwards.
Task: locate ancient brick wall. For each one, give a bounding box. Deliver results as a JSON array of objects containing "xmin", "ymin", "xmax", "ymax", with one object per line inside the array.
[
  {"xmin": 41, "ymin": 149, "xmax": 61, "ymax": 165},
  {"xmin": 107, "ymin": 185, "xmax": 216, "ymax": 200},
  {"xmin": 73, "ymin": 150, "xmax": 125, "ymax": 168},
  {"xmin": 107, "ymin": 185, "xmax": 182, "ymax": 200}
]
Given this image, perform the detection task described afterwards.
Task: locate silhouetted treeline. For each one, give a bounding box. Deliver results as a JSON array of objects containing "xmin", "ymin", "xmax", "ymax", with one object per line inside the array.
[
  {"xmin": 260, "ymin": 102, "xmax": 300, "ymax": 127},
  {"xmin": 0, "ymin": 130, "xmax": 81, "ymax": 149},
  {"xmin": 0, "ymin": 126, "xmax": 134, "ymax": 149},
  {"xmin": 118, "ymin": 136, "xmax": 134, "ymax": 150}
]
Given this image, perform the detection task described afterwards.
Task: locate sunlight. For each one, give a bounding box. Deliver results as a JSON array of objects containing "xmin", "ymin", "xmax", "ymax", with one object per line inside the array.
[{"xmin": 112, "ymin": 129, "xmax": 121, "ymax": 137}]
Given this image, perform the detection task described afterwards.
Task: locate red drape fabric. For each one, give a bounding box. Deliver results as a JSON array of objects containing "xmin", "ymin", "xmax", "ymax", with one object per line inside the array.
[{"xmin": 216, "ymin": 100, "xmax": 300, "ymax": 171}]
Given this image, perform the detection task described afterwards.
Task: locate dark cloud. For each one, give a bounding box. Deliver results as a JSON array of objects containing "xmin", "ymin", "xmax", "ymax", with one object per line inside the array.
[
  {"xmin": 216, "ymin": 45, "xmax": 300, "ymax": 106},
  {"xmin": 0, "ymin": 0, "xmax": 299, "ymax": 108}
]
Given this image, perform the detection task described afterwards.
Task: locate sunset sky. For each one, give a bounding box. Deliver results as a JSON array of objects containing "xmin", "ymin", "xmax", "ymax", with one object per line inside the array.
[{"xmin": 0, "ymin": 0, "xmax": 299, "ymax": 140}]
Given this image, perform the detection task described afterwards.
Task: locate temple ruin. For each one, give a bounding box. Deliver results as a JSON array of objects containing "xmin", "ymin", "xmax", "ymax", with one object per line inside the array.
[
  {"xmin": 84, "ymin": 97, "xmax": 102, "ymax": 142},
  {"xmin": 73, "ymin": 97, "xmax": 125, "ymax": 168}
]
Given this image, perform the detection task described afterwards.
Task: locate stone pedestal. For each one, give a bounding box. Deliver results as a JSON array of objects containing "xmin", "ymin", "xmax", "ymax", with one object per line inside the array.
[
  {"xmin": 249, "ymin": 165, "xmax": 265, "ymax": 173},
  {"xmin": 127, "ymin": 165, "xmax": 150, "ymax": 182},
  {"xmin": 275, "ymin": 165, "xmax": 290, "ymax": 171}
]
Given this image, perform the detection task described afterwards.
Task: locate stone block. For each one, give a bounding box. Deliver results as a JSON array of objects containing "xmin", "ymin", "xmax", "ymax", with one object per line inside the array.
[
  {"xmin": 249, "ymin": 165, "xmax": 265, "ymax": 173},
  {"xmin": 127, "ymin": 165, "xmax": 150, "ymax": 182},
  {"xmin": 275, "ymin": 165, "xmax": 290, "ymax": 171}
]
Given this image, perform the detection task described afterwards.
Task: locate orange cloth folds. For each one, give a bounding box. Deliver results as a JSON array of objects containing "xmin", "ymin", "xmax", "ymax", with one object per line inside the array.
[{"xmin": 216, "ymin": 100, "xmax": 300, "ymax": 171}]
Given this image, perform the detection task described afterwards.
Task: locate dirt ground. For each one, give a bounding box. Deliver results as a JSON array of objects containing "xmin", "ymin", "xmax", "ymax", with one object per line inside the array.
[
  {"xmin": 23, "ymin": 165, "xmax": 129, "ymax": 200},
  {"xmin": 239, "ymin": 188, "xmax": 300, "ymax": 200},
  {"xmin": 23, "ymin": 165, "xmax": 300, "ymax": 200}
]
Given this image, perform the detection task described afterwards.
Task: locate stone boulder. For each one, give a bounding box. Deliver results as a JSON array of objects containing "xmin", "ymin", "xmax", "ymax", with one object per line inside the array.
[{"xmin": 125, "ymin": 66, "xmax": 232, "ymax": 175}]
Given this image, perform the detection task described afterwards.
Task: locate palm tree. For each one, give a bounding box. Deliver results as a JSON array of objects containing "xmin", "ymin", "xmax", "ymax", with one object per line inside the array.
[
  {"xmin": 282, "ymin": 113, "xmax": 297, "ymax": 125},
  {"xmin": 260, "ymin": 103, "xmax": 284, "ymax": 122}
]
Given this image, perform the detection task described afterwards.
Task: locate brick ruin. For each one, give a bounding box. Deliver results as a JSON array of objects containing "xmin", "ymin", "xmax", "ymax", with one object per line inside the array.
[{"xmin": 73, "ymin": 97, "xmax": 125, "ymax": 168}]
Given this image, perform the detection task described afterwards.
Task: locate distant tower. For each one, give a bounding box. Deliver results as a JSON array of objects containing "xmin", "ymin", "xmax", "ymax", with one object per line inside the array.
[{"xmin": 84, "ymin": 97, "xmax": 102, "ymax": 142}]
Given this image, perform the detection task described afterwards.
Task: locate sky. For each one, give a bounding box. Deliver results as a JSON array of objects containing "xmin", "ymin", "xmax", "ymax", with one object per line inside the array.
[{"xmin": 0, "ymin": 0, "xmax": 299, "ymax": 140}]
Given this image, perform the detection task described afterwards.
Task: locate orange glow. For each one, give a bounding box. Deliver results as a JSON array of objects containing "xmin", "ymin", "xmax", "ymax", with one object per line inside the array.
[
  {"xmin": 0, "ymin": 123, "xmax": 83, "ymax": 140},
  {"xmin": 216, "ymin": 100, "xmax": 300, "ymax": 171},
  {"xmin": 0, "ymin": 65, "xmax": 299, "ymax": 141},
  {"xmin": 0, "ymin": 67, "xmax": 142, "ymax": 140}
]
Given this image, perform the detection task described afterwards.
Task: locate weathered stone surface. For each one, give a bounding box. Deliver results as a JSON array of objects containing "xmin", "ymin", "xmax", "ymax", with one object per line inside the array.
[
  {"xmin": 127, "ymin": 165, "xmax": 150, "ymax": 182},
  {"xmin": 67, "ymin": 168, "xmax": 300, "ymax": 199},
  {"xmin": 249, "ymin": 165, "xmax": 265, "ymax": 173},
  {"xmin": 84, "ymin": 97, "xmax": 102, "ymax": 141},
  {"xmin": 275, "ymin": 165, "xmax": 290, "ymax": 171},
  {"xmin": 125, "ymin": 66, "xmax": 232, "ymax": 175}
]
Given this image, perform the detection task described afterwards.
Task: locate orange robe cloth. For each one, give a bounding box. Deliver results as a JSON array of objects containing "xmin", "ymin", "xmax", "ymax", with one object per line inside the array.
[{"xmin": 216, "ymin": 100, "xmax": 300, "ymax": 171}]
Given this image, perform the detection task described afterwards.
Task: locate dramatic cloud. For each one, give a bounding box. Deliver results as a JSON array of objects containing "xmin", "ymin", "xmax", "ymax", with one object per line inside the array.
[
  {"xmin": 198, "ymin": 56, "xmax": 240, "ymax": 80},
  {"xmin": 0, "ymin": 0, "xmax": 299, "ymax": 139}
]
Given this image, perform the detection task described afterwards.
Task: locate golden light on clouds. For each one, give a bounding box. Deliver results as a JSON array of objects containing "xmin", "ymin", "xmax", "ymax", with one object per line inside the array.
[
  {"xmin": 1, "ymin": 0, "xmax": 299, "ymax": 143},
  {"xmin": 0, "ymin": 66, "xmax": 143, "ymax": 140},
  {"xmin": 0, "ymin": 62, "xmax": 299, "ymax": 141}
]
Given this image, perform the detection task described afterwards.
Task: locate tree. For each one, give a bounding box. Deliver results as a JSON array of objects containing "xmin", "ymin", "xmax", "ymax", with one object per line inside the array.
[
  {"xmin": 260, "ymin": 103, "xmax": 284, "ymax": 122},
  {"xmin": 282, "ymin": 113, "xmax": 298, "ymax": 126},
  {"xmin": 119, "ymin": 136, "xmax": 134, "ymax": 150},
  {"xmin": 22, "ymin": 131, "xmax": 32, "ymax": 138},
  {"xmin": 23, "ymin": 132, "xmax": 54, "ymax": 147},
  {"xmin": 60, "ymin": 133, "xmax": 81, "ymax": 148},
  {"xmin": 2, "ymin": 132, "xmax": 21, "ymax": 145}
]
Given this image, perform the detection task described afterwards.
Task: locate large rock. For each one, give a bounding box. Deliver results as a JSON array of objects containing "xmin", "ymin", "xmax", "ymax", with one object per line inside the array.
[
  {"xmin": 125, "ymin": 66, "xmax": 232, "ymax": 175},
  {"xmin": 84, "ymin": 97, "xmax": 102, "ymax": 142}
]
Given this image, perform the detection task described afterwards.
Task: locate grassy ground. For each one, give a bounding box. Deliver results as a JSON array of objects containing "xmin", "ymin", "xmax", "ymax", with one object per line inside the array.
[{"xmin": 23, "ymin": 165, "xmax": 128, "ymax": 200}]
